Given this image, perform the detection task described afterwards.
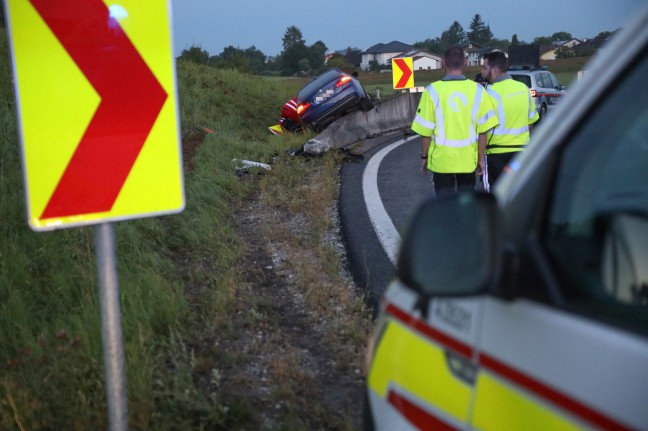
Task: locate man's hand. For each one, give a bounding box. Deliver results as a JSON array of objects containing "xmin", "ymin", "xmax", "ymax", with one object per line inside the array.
[
  {"xmin": 476, "ymin": 158, "xmax": 484, "ymax": 176},
  {"xmin": 421, "ymin": 158, "xmax": 428, "ymax": 175},
  {"xmin": 420, "ymin": 136, "xmax": 430, "ymax": 176}
]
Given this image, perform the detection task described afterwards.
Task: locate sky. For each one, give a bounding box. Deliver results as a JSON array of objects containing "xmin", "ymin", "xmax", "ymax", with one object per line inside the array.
[{"xmin": 170, "ymin": 0, "xmax": 646, "ymax": 58}]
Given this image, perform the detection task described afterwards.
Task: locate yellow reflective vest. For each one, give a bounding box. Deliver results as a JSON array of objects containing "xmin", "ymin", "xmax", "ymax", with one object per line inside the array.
[
  {"xmin": 412, "ymin": 77, "xmax": 498, "ymax": 173},
  {"xmin": 486, "ymin": 76, "xmax": 539, "ymax": 154}
]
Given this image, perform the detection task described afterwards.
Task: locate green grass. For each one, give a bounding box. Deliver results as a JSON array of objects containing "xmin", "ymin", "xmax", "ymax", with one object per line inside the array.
[{"xmin": 0, "ymin": 26, "xmax": 309, "ymax": 429}]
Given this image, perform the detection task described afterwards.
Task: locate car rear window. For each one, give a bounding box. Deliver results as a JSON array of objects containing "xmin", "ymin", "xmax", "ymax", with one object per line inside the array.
[
  {"xmin": 511, "ymin": 74, "xmax": 532, "ymax": 88},
  {"xmin": 298, "ymin": 69, "xmax": 341, "ymax": 100}
]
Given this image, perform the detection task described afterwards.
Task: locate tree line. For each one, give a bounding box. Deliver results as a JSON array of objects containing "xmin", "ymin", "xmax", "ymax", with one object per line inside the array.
[{"xmin": 179, "ymin": 14, "xmax": 617, "ymax": 75}]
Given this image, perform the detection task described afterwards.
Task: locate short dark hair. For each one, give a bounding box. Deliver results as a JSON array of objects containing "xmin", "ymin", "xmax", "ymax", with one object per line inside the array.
[
  {"xmin": 444, "ymin": 45, "xmax": 465, "ymax": 69},
  {"xmin": 483, "ymin": 51, "xmax": 508, "ymax": 71}
]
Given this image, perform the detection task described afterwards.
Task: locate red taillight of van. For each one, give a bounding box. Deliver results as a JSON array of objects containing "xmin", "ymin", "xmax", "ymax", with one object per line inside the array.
[
  {"xmin": 297, "ymin": 102, "xmax": 310, "ymax": 115},
  {"xmin": 530, "ymin": 89, "xmax": 537, "ymax": 97},
  {"xmin": 336, "ymin": 75, "xmax": 352, "ymax": 88}
]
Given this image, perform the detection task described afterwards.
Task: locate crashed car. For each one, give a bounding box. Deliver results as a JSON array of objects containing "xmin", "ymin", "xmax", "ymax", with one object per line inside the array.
[{"xmin": 296, "ymin": 68, "xmax": 373, "ymax": 132}]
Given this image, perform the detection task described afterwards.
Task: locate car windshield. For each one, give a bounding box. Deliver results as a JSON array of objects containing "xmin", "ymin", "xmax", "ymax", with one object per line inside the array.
[
  {"xmin": 298, "ymin": 69, "xmax": 341, "ymax": 100},
  {"xmin": 511, "ymin": 74, "xmax": 532, "ymax": 88}
]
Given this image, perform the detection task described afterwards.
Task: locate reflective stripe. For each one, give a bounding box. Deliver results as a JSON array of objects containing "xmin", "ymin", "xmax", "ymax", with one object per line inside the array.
[
  {"xmin": 284, "ymin": 100, "xmax": 298, "ymax": 112},
  {"xmin": 477, "ymin": 109, "xmax": 497, "ymax": 126},
  {"xmin": 413, "ymin": 114, "xmax": 435, "ymax": 130},
  {"xmin": 435, "ymin": 137, "xmax": 476, "ymax": 148},
  {"xmin": 491, "ymin": 126, "xmax": 529, "ymax": 136}
]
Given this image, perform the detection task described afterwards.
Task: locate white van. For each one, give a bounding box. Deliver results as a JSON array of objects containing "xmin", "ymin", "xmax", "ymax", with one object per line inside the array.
[{"xmin": 365, "ymin": 6, "xmax": 648, "ymax": 431}]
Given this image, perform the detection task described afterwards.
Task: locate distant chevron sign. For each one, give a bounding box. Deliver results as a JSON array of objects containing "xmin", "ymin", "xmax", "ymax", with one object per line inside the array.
[{"xmin": 392, "ymin": 57, "xmax": 414, "ymax": 89}]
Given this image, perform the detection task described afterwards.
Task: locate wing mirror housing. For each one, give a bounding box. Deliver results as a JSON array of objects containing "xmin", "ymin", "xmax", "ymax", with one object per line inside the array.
[{"xmin": 397, "ymin": 191, "xmax": 502, "ymax": 297}]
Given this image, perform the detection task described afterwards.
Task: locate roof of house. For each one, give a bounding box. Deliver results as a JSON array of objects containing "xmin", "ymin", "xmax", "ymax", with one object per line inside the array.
[
  {"xmin": 554, "ymin": 38, "xmax": 581, "ymax": 46},
  {"xmin": 392, "ymin": 49, "xmax": 442, "ymax": 61},
  {"xmin": 462, "ymin": 41, "xmax": 483, "ymax": 52},
  {"xmin": 362, "ymin": 41, "xmax": 414, "ymax": 54}
]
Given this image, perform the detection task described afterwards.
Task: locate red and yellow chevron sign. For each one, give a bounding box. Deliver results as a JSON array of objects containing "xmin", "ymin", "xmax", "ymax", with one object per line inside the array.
[
  {"xmin": 6, "ymin": 0, "xmax": 183, "ymax": 231},
  {"xmin": 392, "ymin": 57, "xmax": 414, "ymax": 89}
]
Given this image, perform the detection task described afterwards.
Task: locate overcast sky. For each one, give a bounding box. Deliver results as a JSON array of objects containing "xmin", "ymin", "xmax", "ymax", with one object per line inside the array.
[{"xmin": 170, "ymin": 0, "xmax": 646, "ymax": 57}]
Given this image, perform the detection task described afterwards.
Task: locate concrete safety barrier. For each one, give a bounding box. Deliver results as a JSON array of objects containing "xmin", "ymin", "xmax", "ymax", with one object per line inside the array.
[{"xmin": 302, "ymin": 92, "xmax": 422, "ymax": 155}]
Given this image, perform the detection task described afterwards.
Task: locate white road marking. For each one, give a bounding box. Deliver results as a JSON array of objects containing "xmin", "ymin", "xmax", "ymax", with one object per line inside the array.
[{"xmin": 362, "ymin": 135, "xmax": 419, "ymax": 266}]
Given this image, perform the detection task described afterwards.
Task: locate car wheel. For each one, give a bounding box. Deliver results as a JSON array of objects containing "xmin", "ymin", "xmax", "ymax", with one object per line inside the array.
[
  {"xmin": 539, "ymin": 103, "xmax": 547, "ymax": 119},
  {"xmin": 360, "ymin": 96, "xmax": 374, "ymax": 112}
]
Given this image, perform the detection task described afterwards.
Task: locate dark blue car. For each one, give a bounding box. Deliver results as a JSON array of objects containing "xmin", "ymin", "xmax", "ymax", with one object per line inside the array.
[{"xmin": 296, "ymin": 68, "xmax": 373, "ymax": 132}]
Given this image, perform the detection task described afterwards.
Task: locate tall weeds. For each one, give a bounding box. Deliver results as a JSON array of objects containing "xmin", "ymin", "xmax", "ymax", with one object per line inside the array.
[{"xmin": 0, "ymin": 25, "xmax": 308, "ymax": 429}]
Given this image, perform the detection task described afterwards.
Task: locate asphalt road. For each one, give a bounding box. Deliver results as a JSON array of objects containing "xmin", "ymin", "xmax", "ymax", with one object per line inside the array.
[{"xmin": 339, "ymin": 132, "xmax": 432, "ymax": 310}]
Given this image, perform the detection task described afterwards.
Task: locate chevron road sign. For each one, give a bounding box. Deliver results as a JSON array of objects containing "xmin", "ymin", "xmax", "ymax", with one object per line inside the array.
[
  {"xmin": 6, "ymin": 0, "xmax": 184, "ymax": 231},
  {"xmin": 392, "ymin": 57, "xmax": 414, "ymax": 89}
]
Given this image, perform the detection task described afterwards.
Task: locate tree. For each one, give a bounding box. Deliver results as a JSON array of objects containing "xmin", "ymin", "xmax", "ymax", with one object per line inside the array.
[
  {"xmin": 532, "ymin": 36, "xmax": 554, "ymax": 46},
  {"xmin": 440, "ymin": 21, "xmax": 466, "ymax": 49},
  {"xmin": 281, "ymin": 42, "xmax": 310, "ymax": 75},
  {"xmin": 414, "ymin": 37, "xmax": 443, "ymax": 55},
  {"xmin": 555, "ymin": 46, "xmax": 576, "ymax": 59},
  {"xmin": 551, "ymin": 31, "xmax": 573, "ymax": 41},
  {"xmin": 594, "ymin": 31, "xmax": 612, "ymax": 42},
  {"xmin": 308, "ymin": 40, "xmax": 328, "ymax": 72},
  {"xmin": 177, "ymin": 46, "xmax": 210, "ymax": 65},
  {"xmin": 326, "ymin": 54, "xmax": 355, "ymax": 73},
  {"xmin": 297, "ymin": 58, "xmax": 311, "ymax": 75},
  {"xmin": 467, "ymin": 14, "xmax": 493, "ymax": 45},
  {"xmin": 282, "ymin": 26, "xmax": 304, "ymax": 52},
  {"xmin": 511, "ymin": 34, "xmax": 519, "ymax": 46}
]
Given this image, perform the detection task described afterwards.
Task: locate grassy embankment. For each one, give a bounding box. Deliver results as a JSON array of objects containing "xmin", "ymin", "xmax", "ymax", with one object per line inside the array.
[
  {"xmin": 0, "ymin": 27, "xmax": 368, "ymax": 429},
  {"xmin": 359, "ymin": 56, "xmax": 590, "ymax": 100}
]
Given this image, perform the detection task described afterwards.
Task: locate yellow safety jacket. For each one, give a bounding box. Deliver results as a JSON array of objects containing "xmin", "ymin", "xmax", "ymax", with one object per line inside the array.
[
  {"xmin": 486, "ymin": 76, "xmax": 539, "ymax": 155},
  {"xmin": 412, "ymin": 77, "xmax": 498, "ymax": 173}
]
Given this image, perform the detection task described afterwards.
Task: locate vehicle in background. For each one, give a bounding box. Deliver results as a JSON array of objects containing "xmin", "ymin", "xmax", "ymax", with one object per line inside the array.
[
  {"xmin": 365, "ymin": 5, "xmax": 648, "ymax": 431},
  {"xmin": 509, "ymin": 68, "xmax": 566, "ymax": 120},
  {"xmin": 296, "ymin": 68, "xmax": 373, "ymax": 132}
]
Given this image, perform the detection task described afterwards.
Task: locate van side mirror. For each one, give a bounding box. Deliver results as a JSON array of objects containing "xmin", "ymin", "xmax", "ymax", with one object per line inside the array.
[{"xmin": 397, "ymin": 191, "xmax": 501, "ymax": 297}]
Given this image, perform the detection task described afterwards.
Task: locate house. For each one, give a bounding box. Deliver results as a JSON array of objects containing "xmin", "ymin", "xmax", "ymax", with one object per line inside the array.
[
  {"xmin": 360, "ymin": 41, "xmax": 414, "ymax": 70},
  {"xmin": 462, "ymin": 41, "xmax": 483, "ymax": 66},
  {"xmin": 554, "ymin": 38, "xmax": 581, "ymax": 48},
  {"xmin": 540, "ymin": 45, "xmax": 558, "ymax": 60},
  {"xmin": 542, "ymin": 38, "xmax": 583, "ymax": 60},
  {"xmin": 391, "ymin": 49, "xmax": 442, "ymax": 71}
]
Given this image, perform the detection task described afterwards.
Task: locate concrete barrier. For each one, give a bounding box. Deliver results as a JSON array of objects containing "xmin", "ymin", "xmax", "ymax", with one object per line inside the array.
[{"xmin": 302, "ymin": 92, "xmax": 422, "ymax": 155}]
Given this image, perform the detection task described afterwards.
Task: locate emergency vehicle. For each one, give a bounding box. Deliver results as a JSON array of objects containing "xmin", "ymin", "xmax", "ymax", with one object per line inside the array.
[{"xmin": 365, "ymin": 6, "xmax": 648, "ymax": 431}]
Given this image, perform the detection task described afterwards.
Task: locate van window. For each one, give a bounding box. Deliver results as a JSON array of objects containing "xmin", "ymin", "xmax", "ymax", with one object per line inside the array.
[
  {"xmin": 548, "ymin": 73, "xmax": 561, "ymax": 89},
  {"xmin": 541, "ymin": 54, "xmax": 648, "ymax": 332},
  {"xmin": 511, "ymin": 74, "xmax": 532, "ymax": 88},
  {"xmin": 537, "ymin": 72, "xmax": 551, "ymax": 88}
]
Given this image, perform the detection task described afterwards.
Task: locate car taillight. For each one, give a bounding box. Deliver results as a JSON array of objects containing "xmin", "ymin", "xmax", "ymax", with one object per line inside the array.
[
  {"xmin": 335, "ymin": 75, "xmax": 352, "ymax": 88},
  {"xmin": 297, "ymin": 102, "xmax": 310, "ymax": 115},
  {"xmin": 530, "ymin": 89, "xmax": 537, "ymax": 97}
]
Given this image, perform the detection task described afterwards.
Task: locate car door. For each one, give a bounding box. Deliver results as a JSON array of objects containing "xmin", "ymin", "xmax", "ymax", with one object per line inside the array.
[
  {"xmin": 470, "ymin": 46, "xmax": 648, "ymax": 430},
  {"xmin": 367, "ymin": 286, "xmax": 484, "ymax": 430}
]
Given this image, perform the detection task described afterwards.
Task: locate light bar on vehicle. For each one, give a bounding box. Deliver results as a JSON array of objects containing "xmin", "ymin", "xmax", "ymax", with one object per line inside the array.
[{"xmin": 336, "ymin": 75, "xmax": 352, "ymax": 88}]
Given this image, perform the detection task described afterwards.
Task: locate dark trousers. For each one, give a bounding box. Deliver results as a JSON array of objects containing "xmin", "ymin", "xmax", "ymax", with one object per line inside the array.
[
  {"xmin": 432, "ymin": 172, "xmax": 475, "ymax": 195},
  {"xmin": 486, "ymin": 152, "xmax": 517, "ymax": 188}
]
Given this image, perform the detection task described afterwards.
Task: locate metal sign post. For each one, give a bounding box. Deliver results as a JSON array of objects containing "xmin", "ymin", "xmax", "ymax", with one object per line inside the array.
[
  {"xmin": 94, "ymin": 222, "xmax": 128, "ymax": 431},
  {"xmin": 5, "ymin": 1, "xmax": 183, "ymax": 428}
]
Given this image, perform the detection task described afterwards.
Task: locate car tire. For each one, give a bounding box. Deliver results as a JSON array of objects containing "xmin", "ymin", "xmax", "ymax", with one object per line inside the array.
[
  {"xmin": 360, "ymin": 96, "xmax": 374, "ymax": 112},
  {"xmin": 539, "ymin": 103, "xmax": 547, "ymax": 119}
]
